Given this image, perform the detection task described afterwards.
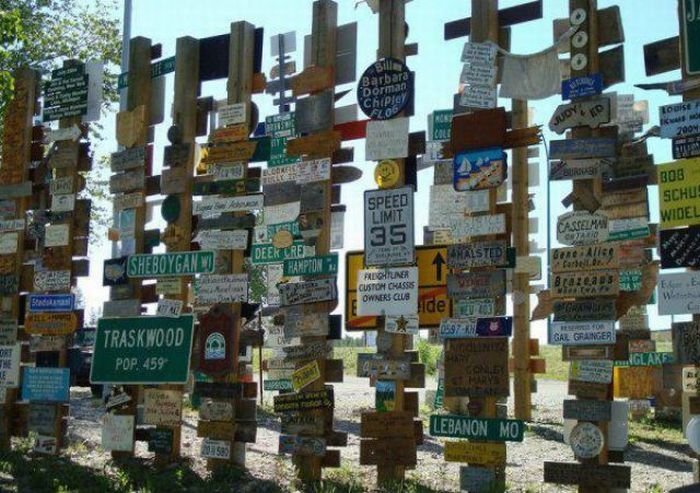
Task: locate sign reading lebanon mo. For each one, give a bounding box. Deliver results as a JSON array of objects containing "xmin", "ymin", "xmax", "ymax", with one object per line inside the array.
[
  {"xmin": 127, "ymin": 251, "xmax": 215, "ymax": 278},
  {"xmin": 90, "ymin": 315, "xmax": 194, "ymax": 384},
  {"xmin": 429, "ymin": 414, "xmax": 524, "ymax": 442}
]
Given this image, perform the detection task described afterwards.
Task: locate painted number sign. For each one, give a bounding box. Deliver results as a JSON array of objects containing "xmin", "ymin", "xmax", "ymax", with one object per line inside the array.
[{"xmin": 364, "ymin": 186, "xmax": 414, "ymax": 266}]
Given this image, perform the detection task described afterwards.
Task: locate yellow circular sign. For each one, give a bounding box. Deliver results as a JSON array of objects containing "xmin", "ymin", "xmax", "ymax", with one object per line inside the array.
[
  {"xmin": 374, "ymin": 159, "xmax": 400, "ymax": 188},
  {"xmin": 272, "ymin": 229, "xmax": 294, "ymax": 249}
]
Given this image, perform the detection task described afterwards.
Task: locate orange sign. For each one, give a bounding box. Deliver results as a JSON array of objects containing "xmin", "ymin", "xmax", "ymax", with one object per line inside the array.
[{"xmin": 24, "ymin": 312, "xmax": 77, "ymax": 335}]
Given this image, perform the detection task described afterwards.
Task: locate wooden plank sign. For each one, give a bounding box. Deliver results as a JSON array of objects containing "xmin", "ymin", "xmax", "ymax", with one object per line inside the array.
[
  {"xmin": 549, "ymin": 138, "xmax": 616, "ymax": 160},
  {"xmin": 549, "ymin": 321, "xmax": 616, "ymax": 346},
  {"xmin": 658, "ymin": 272, "xmax": 700, "ymax": 315},
  {"xmin": 550, "ymin": 270, "xmax": 619, "ymax": 299},
  {"xmin": 24, "ymin": 312, "xmax": 77, "ymax": 335},
  {"xmin": 279, "ymin": 435, "xmax": 326, "ymax": 457},
  {"xmin": 280, "ymin": 413, "xmax": 324, "ymax": 435},
  {"xmin": 447, "ymin": 270, "xmax": 506, "ymax": 299},
  {"xmin": 444, "ymin": 441, "xmax": 506, "ymax": 466},
  {"xmin": 563, "ymin": 399, "xmax": 612, "ymax": 422},
  {"xmin": 569, "ymin": 360, "xmax": 613, "ymax": 384},
  {"xmin": 444, "ymin": 338, "xmax": 509, "ymax": 397},
  {"xmin": 273, "ymin": 388, "xmax": 334, "ymax": 413},
  {"xmin": 659, "ymin": 100, "xmax": 700, "ymax": 138},
  {"xmin": 143, "ymin": 389, "xmax": 182, "ymax": 426},
  {"xmin": 553, "ymin": 299, "xmax": 617, "ymax": 322},
  {"xmin": 360, "ymin": 438, "xmax": 416, "ymax": 466},
  {"xmin": 197, "ymin": 305, "xmax": 234, "ymax": 376},
  {"xmin": 660, "ymin": 225, "xmax": 700, "ymax": 268},
  {"xmin": 672, "ymin": 321, "xmax": 700, "ymax": 365},
  {"xmin": 550, "ymin": 245, "xmax": 618, "ymax": 273},
  {"xmin": 549, "ymin": 98, "xmax": 611, "ymax": 134},
  {"xmin": 361, "ymin": 411, "xmax": 414, "ymax": 438},
  {"xmin": 556, "ymin": 211, "xmax": 609, "ymax": 246},
  {"xmin": 549, "ymin": 158, "xmax": 608, "ymax": 181},
  {"xmin": 543, "ymin": 462, "xmax": 631, "ymax": 489}
]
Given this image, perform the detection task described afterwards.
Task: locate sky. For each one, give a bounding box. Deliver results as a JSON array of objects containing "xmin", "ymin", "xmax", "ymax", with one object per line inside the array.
[{"xmin": 80, "ymin": 0, "xmax": 686, "ymax": 341}]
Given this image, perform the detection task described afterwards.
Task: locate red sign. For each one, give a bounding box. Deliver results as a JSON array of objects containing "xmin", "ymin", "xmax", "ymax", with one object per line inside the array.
[{"xmin": 197, "ymin": 304, "xmax": 234, "ymax": 376}]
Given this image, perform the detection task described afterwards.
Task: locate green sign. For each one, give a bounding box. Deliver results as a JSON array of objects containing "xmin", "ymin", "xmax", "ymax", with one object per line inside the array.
[
  {"xmin": 376, "ymin": 380, "xmax": 395, "ymax": 413},
  {"xmin": 619, "ymin": 270, "xmax": 642, "ymax": 291},
  {"xmin": 127, "ymin": 251, "xmax": 215, "ymax": 278},
  {"xmin": 268, "ymin": 221, "xmax": 300, "ymax": 238},
  {"xmin": 250, "ymin": 241, "xmax": 306, "ymax": 265},
  {"xmin": 264, "ymin": 379, "xmax": 292, "ymax": 391},
  {"xmin": 118, "ymin": 56, "xmax": 176, "ymax": 89},
  {"xmin": 90, "ymin": 315, "xmax": 194, "ymax": 384},
  {"xmin": 608, "ymin": 226, "xmax": 650, "ymax": 242},
  {"xmin": 283, "ymin": 254, "xmax": 338, "ymax": 277},
  {"xmin": 429, "ymin": 414, "xmax": 524, "ymax": 442},
  {"xmin": 266, "ymin": 113, "xmax": 300, "ymax": 167},
  {"xmin": 43, "ymin": 64, "xmax": 89, "ymax": 121},
  {"xmin": 434, "ymin": 377, "xmax": 444, "ymax": 409},
  {"xmin": 614, "ymin": 352, "xmax": 675, "ymax": 367},
  {"xmin": 429, "ymin": 109, "xmax": 453, "ymax": 141},
  {"xmin": 684, "ymin": 0, "xmax": 700, "ymax": 74}
]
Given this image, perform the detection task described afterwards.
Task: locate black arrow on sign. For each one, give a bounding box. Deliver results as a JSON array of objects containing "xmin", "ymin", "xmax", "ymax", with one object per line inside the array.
[{"xmin": 432, "ymin": 252, "xmax": 446, "ymax": 282}]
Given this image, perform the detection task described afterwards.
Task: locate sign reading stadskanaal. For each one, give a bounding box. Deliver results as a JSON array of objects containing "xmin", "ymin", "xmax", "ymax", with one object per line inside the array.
[
  {"xmin": 364, "ymin": 187, "xmax": 414, "ymax": 266},
  {"xmin": 90, "ymin": 315, "xmax": 195, "ymax": 384},
  {"xmin": 127, "ymin": 251, "xmax": 215, "ymax": 278}
]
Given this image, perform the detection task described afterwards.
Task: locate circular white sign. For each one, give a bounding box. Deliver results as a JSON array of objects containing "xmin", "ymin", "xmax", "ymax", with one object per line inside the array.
[
  {"xmin": 570, "ymin": 8, "xmax": 587, "ymax": 26},
  {"xmin": 570, "ymin": 422, "xmax": 604, "ymax": 459},
  {"xmin": 572, "ymin": 31, "xmax": 589, "ymax": 49},
  {"xmin": 572, "ymin": 53, "xmax": 588, "ymax": 71}
]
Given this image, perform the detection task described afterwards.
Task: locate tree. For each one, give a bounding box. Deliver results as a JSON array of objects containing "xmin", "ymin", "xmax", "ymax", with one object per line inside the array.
[{"xmin": 0, "ymin": 0, "xmax": 121, "ymax": 129}]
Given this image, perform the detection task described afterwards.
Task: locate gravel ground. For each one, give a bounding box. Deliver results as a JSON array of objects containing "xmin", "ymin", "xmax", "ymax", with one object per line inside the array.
[{"xmin": 63, "ymin": 377, "xmax": 695, "ymax": 493}]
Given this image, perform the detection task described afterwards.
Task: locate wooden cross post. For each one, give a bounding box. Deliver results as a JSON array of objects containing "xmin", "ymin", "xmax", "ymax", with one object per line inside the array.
[
  {"xmin": 0, "ymin": 68, "xmax": 39, "ymax": 450},
  {"xmin": 110, "ymin": 36, "xmax": 153, "ymax": 460}
]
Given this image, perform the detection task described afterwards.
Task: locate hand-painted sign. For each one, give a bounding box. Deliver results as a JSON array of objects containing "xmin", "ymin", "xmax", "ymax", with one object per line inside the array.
[
  {"xmin": 90, "ymin": 315, "xmax": 194, "ymax": 384},
  {"xmin": 556, "ymin": 211, "xmax": 609, "ymax": 246},
  {"xmin": 278, "ymin": 278, "xmax": 337, "ymax": 306},
  {"xmin": 551, "ymin": 271, "xmax": 618, "ymax": 299},
  {"xmin": 446, "ymin": 240, "xmax": 508, "ymax": 269},
  {"xmin": 453, "ymin": 147, "xmax": 506, "ymax": 191},
  {"xmin": 197, "ymin": 305, "xmax": 233, "ymax": 376},
  {"xmin": 569, "ymin": 360, "xmax": 613, "ymax": 383},
  {"xmin": 673, "ymin": 321, "xmax": 700, "ymax": 365},
  {"xmin": 356, "ymin": 267, "xmax": 418, "ymax": 316},
  {"xmin": 549, "ymin": 321, "xmax": 616, "ymax": 345},
  {"xmin": 126, "ymin": 251, "xmax": 215, "ymax": 278},
  {"xmin": 273, "ymin": 387, "xmax": 334, "ymax": 413},
  {"xmin": 365, "ymin": 117, "xmax": 409, "ymax": 161},
  {"xmin": 550, "ymin": 245, "xmax": 619, "ymax": 273},
  {"xmin": 24, "ymin": 312, "xmax": 77, "ymax": 335},
  {"xmin": 549, "ymin": 98, "xmax": 611, "ymax": 134},
  {"xmin": 447, "ymin": 270, "xmax": 506, "ymax": 299},
  {"xmin": 364, "ymin": 186, "xmax": 414, "ymax": 266},
  {"xmin": 27, "ymin": 294, "xmax": 74, "ymax": 313},
  {"xmin": 658, "ymin": 272, "xmax": 700, "ymax": 315},
  {"xmin": 194, "ymin": 274, "xmax": 248, "ymax": 304},
  {"xmin": 357, "ymin": 58, "xmax": 411, "ymax": 120},
  {"xmin": 21, "ymin": 367, "xmax": 70, "ymax": 402},
  {"xmin": 143, "ymin": 389, "xmax": 182, "ymax": 426},
  {"xmin": 569, "ymin": 422, "xmax": 604, "ymax": 459},
  {"xmin": 549, "ymin": 138, "xmax": 616, "ymax": 160},
  {"xmin": 561, "ymin": 73, "xmax": 603, "ymax": 100},
  {"xmin": 357, "ymin": 354, "xmax": 411, "ymax": 380},
  {"xmin": 429, "ymin": 414, "xmax": 523, "ymax": 442},
  {"xmin": 553, "ymin": 299, "xmax": 616, "ymax": 322},
  {"xmin": 660, "ymin": 225, "xmax": 700, "ymax": 268},
  {"xmin": 444, "ymin": 441, "xmax": 506, "ymax": 466},
  {"xmin": 193, "ymin": 194, "xmax": 263, "ymax": 215},
  {"xmin": 279, "ymin": 435, "xmax": 326, "ymax": 457},
  {"xmin": 444, "ymin": 338, "xmax": 509, "ymax": 398},
  {"xmin": 658, "ymin": 158, "xmax": 700, "ymax": 229},
  {"xmin": 659, "ymin": 100, "xmax": 700, "ymax": 138},
  {"xmin": 33, "ymin": 270, "xmax": 71, "ymax": 292}
]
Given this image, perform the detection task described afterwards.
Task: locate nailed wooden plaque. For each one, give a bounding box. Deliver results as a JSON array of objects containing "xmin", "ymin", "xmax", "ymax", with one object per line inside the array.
[
  {"xmin": 447, "ymin": 240, "xmax": 508, "ymax": 269},
  {"xmin": 543, "ymin": 462, "xmax": 630, "ymax": 488},
  {"xmin": 563, "ymin": 399, "xmax": 612, "ymax": 422},
  {"xmin": 568, "ymin": 380, "xmax": 610, "ymax": 400},
  {"xmin": 444, "ymin": 338, "xmax": 509, "ymax": 398},
  {"xmin": 450, "ymin": 108, "xmax": 506, "ymax": 151},
  {"xmin": 672, "ymin": 321, "xmax": 700, "ymax": 365},
  {"xmin": 360, "ymin": 411, "xmax": 415, "ymax": 439},
  {"xmin": 359, "ymin": 438, "xmax": 416, "ymax": 467},
  {"xmin": 444, "ymin": 441, "xmax": 506, "ymax": 466},
  {"xmin": 24, "ymin": 312, "xmax": 77, "ymax": 335},
  {"xmin": 447, "ymin": 270, "xmax": 506, "ymax": 299},
  {"xmin": 550, "ymin": 245, "xmax": 619, "ymax": 273},
  {"xmin": 291, "ymin": 66, "xmax": 334, "ymax": 96},
  {"xmin": 116, "ymin": 105, "xmax": 147, "ymax": 148},
  {"xmin": 273, "ymin": 387, "xmax": 334, "ymax": 413},
  {"xmin": 286, "ymin": 129, "xmax": 341, "ymax": 158},
  {"xmin": 550, "ymin": 270, "xmax": 619, "ymax": 299}
]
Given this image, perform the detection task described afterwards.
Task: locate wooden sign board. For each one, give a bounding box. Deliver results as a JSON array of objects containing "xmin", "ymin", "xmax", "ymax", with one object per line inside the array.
[
  {"xmin": 556, "ymin": 211, "xmax": 609, "ymax": 246},
  {"xmin": 550, "ymin": 270, "xmax": 619, "ymax": 299},
  {"xmin": 359, "ymin": 437, "xmax": 416, "ymax": 466},
  {"xmin": 563, "ymin": 399, "xmax": 612, "ymax": 422},
  {"xmin": 672, "ymin": 321, "xmax": 700, "ymax": 365},
  {"xmin": 549, "ymin": 98, "xmax": 611, "ymax": 134},
  {"xmin": 543, "ymin": 462, "xmax": 630, "ymax": 489},
  {"xmin": 460, "ymin": 466, "xmax": 495, "ymax": 493},
  {"xmin": 549, "ymin": 138, "xmax": 616, "ymax": 160},
  {"xmin": 286, "ymin": 129, "xmax": 341, "ymax": 158},
  {"xmin": 143, "ymin": 389, "xmax": 182, "ymax": 426},
  {"xmin": 197, "ymin": 420, "xmax": 236, "ymax": 439},
  {"xmin": 444, "ymin": 338, "xmax": 509, "ymax": 398},
  {"xmin": 273, "ymin": 388, "xmax": 334, "ymax": 413},
  {"xmin": 444, "ymin": 441, "xmax": 505, "ymax": 466},
  {"xmin": 550, "ymin": 245, "xmax": 618, "ymax": 273},
  {"xmin": 450, "ymin": 108, "xmax": 506, "ymax": 150},
  {"xmin": 568, "ymin": 379, "xmax": 610, "ymax": 399},
  {"xmin": 280, "ymin": 413, "xmax": 325, "ymax": 436},
  {"xmin": 447, "ymin": 270, "xmax": 506, "ymax": 299},
  {"xmin": 24, "ymin": 312, "xmax": 77, "ymax": 335},
  {"xmin": 110, "ymin": 146, "xmax": 146, "ymax": 172},
  {"xmin": 360, "ymin": 411, "xmax": 414, "ymax": 439},
  {"xmin": 194, "ymin": 381, "xmax": 255, "ymax": 400},
  {"xmin": 356, "ymin": 354, "xmax": 411, "ymax": 380}
]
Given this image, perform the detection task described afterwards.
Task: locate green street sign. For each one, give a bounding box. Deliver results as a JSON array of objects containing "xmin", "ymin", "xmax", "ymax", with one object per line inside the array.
[
  {"xmin": 614, "ymin": 352, "xmax": 675, "ymax": 368},
  {"xmin": 90, "ymin": 315, "xmax": 194, "ymax": 384},
  {"xmin": 683, "ymin": 0, "xmax": 700, "ymax": 74},
  {"xmin": 429, "ymin": 414, "xmax": 525, "ymax": 442},
  {"xmin": 127, "ymin": 251, "xmax": 215, "ymax": 278},
  {"xmin": 434, "ymin": 377, "xmax": 444, "ymax": 409},
  {"xmin": 118, "ymin": 56, "xmax": 176, "ymax": 89},
  {"xmin": 608, "ymin": 226, "xmax": 649, "ymax": 242},
  {"xmin": 283, "ymin": 254, "xmax": 338, "ymax": 277},
  {"xmin": 250, "ymin": 241, "xmax": 306, "ymax": 265},
  {"xmin": 429, "ymin": 109, "xmax": 453, "ymax": 142},
  {"xmin": 619, "ymin": 270, "xmax": 642, "ymax": 291},
  {"xmin": 264, "ymin": 379, "xmax": 292, "ymax": 391}
]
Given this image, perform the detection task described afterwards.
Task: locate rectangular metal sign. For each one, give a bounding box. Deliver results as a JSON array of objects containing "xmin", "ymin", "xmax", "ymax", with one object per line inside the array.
[
  {"xmin": 659, "ymin": 100, "xmax": 700, "ymax": 138},
  {"xmin": 364, "ymin": 186, "xmax": 414, "ymax": 266},
  {"xmin": 658, "ymin": 158, "xmax": 700, "ymax": 229},
  {"xmin": 429, "ymin": 414, "xmax": 524, "ymax": 442},
  {"xmin": 283, "ymin": 254, "xmax": 338, "ymax": 277},
  {"xmin": 549, "ymin": 321, "xmax": 616, "ymax": 346},
  {"xmin": 658, "ymin": 272, "xmax": 700, "ymax": 315},
  {"xmin": 356, "ymin": 267, "xmax": 418, "ymax": 316},
  {"xmin": 126, "ymin": 251, "xmax": 215, "ymax": 278},
  {"xmin": 550, "ymin": 270, "xmax": 619, "ymax": 298},
  {"xmin": 27, "ymin": 294, "xmax": 75, "ymax": 313},
  {"xmin": 549, "ymin": 138, "xmax": 616, "ymax": 159},
  {"xmin": 21, "ymin": 367, "xmax": 70, "ymax": 402}
]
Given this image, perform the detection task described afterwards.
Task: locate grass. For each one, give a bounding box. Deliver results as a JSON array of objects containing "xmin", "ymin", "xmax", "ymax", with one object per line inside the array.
[{"xmin": 628, "ymin": 414, "xmax": 687, "ymax": 446}]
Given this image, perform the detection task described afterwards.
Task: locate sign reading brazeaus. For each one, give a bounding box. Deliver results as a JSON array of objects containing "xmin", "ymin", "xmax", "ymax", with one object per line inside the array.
[
  {"xmin": 551, "ymin": 270, "xmax": 619, "ymax": 298},
  {"xmin": 357, "ymin": 57, "xmax": 412, "ymax": 120},
  {"xmin": 126, "ymin": 251, "xmax": 215, "ymax": 278},
  {"xmin": 90, "ymin": 315, "xmax": 194, "ymax": 384},
  {"xmin": 364, "ymin": 186, "xmax": 414, "ymax": 266}
]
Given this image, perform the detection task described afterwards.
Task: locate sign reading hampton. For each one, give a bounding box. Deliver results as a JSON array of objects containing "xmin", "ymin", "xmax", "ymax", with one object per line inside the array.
[
  {"xmin": 90, "ymin": 315, "xmax": 194, "ymax": 384},
  {"xmin": 127, "ymin": 251, "xmax": 215, "ymax": 278}
]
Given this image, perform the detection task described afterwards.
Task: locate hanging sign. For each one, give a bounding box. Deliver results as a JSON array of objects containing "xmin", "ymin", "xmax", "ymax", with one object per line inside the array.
[
  {"xmin": 356, "ymin": 267, "xmax": 418, "ymax": 316},
  {"xmin": 556, "ymin": 211, "xmax": 609, "ymax": 246},
  {"xmin": 549, "ymin": 321, "xmax": 616, "ymax": 345},
  {"xmin": 364, "ymin": 186, "xmax": 414, "ymax": 266},
  {"xmin": 453, "ymin": 147, "xmax": 506, "ymax": 191},
  {"xmin": 357, "ymin": 57, "xmax": 412, "ymax": 120}
]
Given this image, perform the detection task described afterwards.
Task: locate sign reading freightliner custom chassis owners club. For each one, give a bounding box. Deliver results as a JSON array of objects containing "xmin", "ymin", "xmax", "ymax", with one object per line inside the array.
[
  {"xmin": 90, "ymin": 315, "xmax": 194, "ymax": 384},
  {"xmin": 364, "ymin": 186, "xmax": 414, "ymax": 266}
]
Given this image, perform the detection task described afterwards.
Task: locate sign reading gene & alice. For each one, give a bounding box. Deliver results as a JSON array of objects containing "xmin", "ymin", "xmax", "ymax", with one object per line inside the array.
[
  {"xmin": 90, "ymin": 315, "xmax": 194, "ymax": 384},
  {"xmin": 127, "ymin": 251, "xmax": 215, "ymax": 278},
  {"xmin": 357, "ymin": 58, "xmax": 412, "ymax": 120}
]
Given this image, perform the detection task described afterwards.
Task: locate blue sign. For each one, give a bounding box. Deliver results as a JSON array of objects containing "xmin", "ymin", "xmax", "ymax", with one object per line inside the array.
[
  {"xmin": 357, "ymin": 57, "xmax": 412, "ymax": 120},
  {"xmin": 476, "ymin": 317, "xmax": 513, "ymax": 337},
  {"xmin": 28, "ymin": 294, "xmax": 75, "ymax": 313},
  {"xmin": 21, "ymin": 367, "xmax": 70, "ymax": 402},
  {"xmin": 453, "ymin": 147, "xmax": 507, "ymax": 191},
  {"xmin": 562, "ymin": 73, "xmax": 603, "ymax": 100}
]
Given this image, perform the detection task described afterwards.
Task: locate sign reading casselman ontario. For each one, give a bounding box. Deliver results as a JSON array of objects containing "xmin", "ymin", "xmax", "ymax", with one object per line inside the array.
[{"xmin": 126, "ymin": 251, "xmax": 215, "ymax": 278}]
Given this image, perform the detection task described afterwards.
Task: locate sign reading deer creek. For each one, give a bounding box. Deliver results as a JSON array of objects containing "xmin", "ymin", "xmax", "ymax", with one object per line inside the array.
[
  {"xmin": 90, "ymin": 315, "xmax": 194, "ymax": 384},
  {"xmin": 364, "ymin": 186, "xmax": 414, "ymax": 266},
  {"xmin": 357, "ymin": 57, "xmax": 412, "ymax": 120},
  {"xmin": 126, "ymin": 251, "xmax": 215, "ymax": 278}
]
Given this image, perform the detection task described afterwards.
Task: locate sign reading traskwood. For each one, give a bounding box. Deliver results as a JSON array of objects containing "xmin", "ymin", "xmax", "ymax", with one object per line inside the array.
[
  {"xmin": 90, "ymin": 315, "xmax": 194, "ymax": 384},
  {"xmin": 127, "ymin": 251, "xmax": 215, "ymax": 278}
]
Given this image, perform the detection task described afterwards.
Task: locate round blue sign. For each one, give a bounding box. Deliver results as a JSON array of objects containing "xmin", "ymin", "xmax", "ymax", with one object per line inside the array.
[{"xmin": 357, "ymin": 57, "xmax": 412, "ymax": 120}]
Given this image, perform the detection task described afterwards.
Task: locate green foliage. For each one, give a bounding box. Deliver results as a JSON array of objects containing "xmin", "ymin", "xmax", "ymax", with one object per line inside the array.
[{"xmin": 416, "ymin": 338, "xmax": 441, "ymax": 376}]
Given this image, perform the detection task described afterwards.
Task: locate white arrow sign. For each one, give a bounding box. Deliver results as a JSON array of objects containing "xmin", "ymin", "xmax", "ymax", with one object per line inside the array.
[
  {"xmin": 45, "ymin": 125, "xmax": 82, "ymax": 143},
  {"xmin": 549, "ymin": 98, "xmax": 611, "ymax": 134}
]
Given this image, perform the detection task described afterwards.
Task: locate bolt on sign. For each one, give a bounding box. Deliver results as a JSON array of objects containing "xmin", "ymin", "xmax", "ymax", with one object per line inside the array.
[
  {"xmin": 563, "ymin": 400, "xmax": 612, "ymax": 422},
  {"xmin": 657, "ymin": 158, "xmax": 700, "ymax": 229},
  {"xmin": 356, "ymin": 266, "xmax": 418, "ymax": 316},
  {"xmin": 658, "ymin": 272, "xmax": 700, "ymax": 315},
  {"xmin": 0, "ymin": 344, "xmax": 20, "ymax": 387},
  {"xmin": 550, "ymin": 270, "xmax": 619, "ymax": 298},
  {"xmin": 444, "ymin": 337, "xmax": 509, "ymax": 398},
  {"xmin": 659, "ymin": 100, "xmax": 700, "ymax": 138},
  {"xmin": 460, "ymin": 467, "xmax": 496, "ymax": 493},
  {"xmin": 357, "ymin": 58, "xmax": 412, "ymax": 120},
  {"xmin": 556, "ymin": 211, "xmax": 609, "ymax": 246},
  {"xmin": 439, "ymin": 318, "xmax": 477, "ymax": 339},
  {"xmin": 549, "ymin": 138, "xmax": 616, "ymax": 160},
  {"xmin": 27, "ymin": 293, "xmax": 74, "ymax": 312},
  {"xmin": 43, "ymin": 64, "xmax": 89, "ymax": 121},
  {"xmin": 126, "ymin": 251, "xmax": 215, "ymax": 278},
  {"xmin": 194, "ymin": 274, "xmax": 248, "ymax": 305},
  {"xmin": 279, "ymin": 435, "xmax": 326, "ymax": 457},
  {"xmin": 429, "ymin": 414, "xmax": 524, "ymax": 442},
  {"xmin": 384, "ymin": 314, "xmax": 419, "ymax": 335},
  {"xmin": 453, "ymin": 147, "xmax": 507, "ymax": 191},
  {"xmin": 365, "ymin": 117, "xmax": 409, "ymax": 161},
  {"xmin": 548, "ymin": 321, "xmax": 616, "ymax": 346},
  {"xmin": 444, "ymin": 441, "xmax": 506, "ymax": 467},
  {"xmin": 549, "ymin": 157, "xmax": 608, "ymax": 181},
  {"xmin": 364, "ymin": 186, "xmax": 414, "ymax": 266},
  {"xmin": 250, "ymin": 240, "xmax": 307, "ymax": 265},
  {"xmin": 90, "ymin": 315, "xmax": 194, "ymax": 384}
]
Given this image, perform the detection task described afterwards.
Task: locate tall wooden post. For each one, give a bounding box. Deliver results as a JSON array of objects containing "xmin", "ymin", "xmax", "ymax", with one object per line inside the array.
[
  {"xmin": 511, "ymin": 99, "xmax": 532, "ymax": 421},
  {"xmin": 0, "ymin": 68, "xmax": 39, "ymax": 450}
]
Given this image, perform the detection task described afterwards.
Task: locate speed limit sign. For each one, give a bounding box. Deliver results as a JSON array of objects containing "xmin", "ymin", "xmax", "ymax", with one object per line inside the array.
[{"xmin": 364, "ymin": 186, "xmax": 414, "ymax": 266}]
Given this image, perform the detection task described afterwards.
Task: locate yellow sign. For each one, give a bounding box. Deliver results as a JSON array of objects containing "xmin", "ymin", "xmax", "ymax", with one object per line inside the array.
[
  {"xmin": 24, "ymin": 312, "xmax": 77, "ymax": 335},
  {"xmin": 613, "ymin": 366, "xmax": 654, "ymax": 399},
  {"xmin": 374, "ymin": 159, "xmax": 401, "ymax": 188},
  {"xmin": 345, "ymin": 246, "xmax": 451, "ymax": 330},
  {"xmin": 658, "ymin": 158, "xmax": 700, "ymax": 229},
  {"xmin": 444, "ymin": 441, "xmax": 506, "ymax": 466},
  {"xmin": 291, "ymin": 360, "xmax": 321, "ymax": 391}
]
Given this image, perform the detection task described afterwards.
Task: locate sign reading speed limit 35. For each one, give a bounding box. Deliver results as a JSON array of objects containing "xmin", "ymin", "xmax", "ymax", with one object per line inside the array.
[{"xmin": 364, "ymin": 186, "xmax": 414, "ymax": 266}]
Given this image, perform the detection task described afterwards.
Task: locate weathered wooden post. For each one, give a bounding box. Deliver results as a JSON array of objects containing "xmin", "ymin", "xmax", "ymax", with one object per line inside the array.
[{"xmin": 0, "ymin": 68, "xmax": 39, "ymax": 450}]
